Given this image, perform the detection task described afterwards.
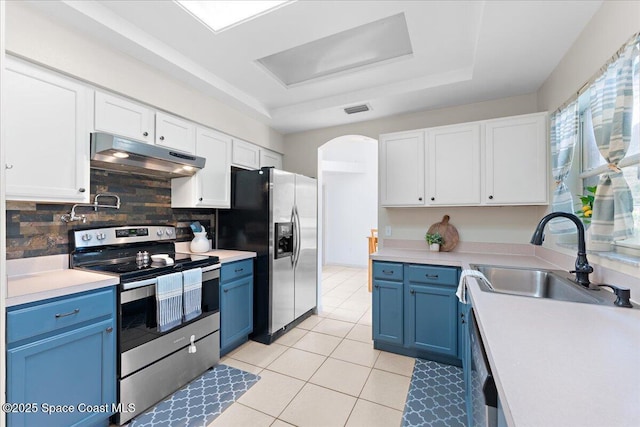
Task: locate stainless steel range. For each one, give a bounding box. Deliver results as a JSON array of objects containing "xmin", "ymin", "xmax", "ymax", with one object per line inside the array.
[{"xmin": 70, "ymin": 225, "xmax": 221, "ymax": 425}]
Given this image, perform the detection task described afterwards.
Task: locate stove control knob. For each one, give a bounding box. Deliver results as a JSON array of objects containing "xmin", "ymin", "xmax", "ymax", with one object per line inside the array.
[
  {"xmin": 157, "ymin": 229, "xmax": 164, "ymax": 237},
  {"xmin": 81, "ymin": 233, "xmax": 92, "ymax": 242},
  {"xmin": 96, "ymin": 233, "xmax": 106, "ymax": 241},
  {"xmin": 165, "ymin": 228, "xmax": 174, "ymax": 236}
]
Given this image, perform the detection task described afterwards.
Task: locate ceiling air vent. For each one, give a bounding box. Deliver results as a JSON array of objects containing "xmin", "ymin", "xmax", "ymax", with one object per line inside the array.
[{"xmin": 344, "ymin": 104, "xmax": 371, "ymax": 115}]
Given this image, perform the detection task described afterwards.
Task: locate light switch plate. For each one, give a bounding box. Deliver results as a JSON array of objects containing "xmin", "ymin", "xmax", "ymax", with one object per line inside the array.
[{"xmin": 385, "ymin": 226, "xmax": 392, "ymax": 237}]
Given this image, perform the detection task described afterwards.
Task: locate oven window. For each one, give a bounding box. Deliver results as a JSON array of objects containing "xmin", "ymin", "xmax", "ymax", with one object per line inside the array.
[{"xmin": 119, "ymin": 274, "xmax": 219, "ymax": 353}]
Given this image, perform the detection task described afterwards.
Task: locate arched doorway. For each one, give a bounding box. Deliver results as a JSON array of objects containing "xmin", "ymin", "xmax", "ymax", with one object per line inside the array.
[{"xmin": 316, "ymin": 135, "xmax": 378, "ymax": 312}]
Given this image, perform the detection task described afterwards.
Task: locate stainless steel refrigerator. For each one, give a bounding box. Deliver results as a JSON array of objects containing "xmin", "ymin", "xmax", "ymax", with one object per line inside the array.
[{"xmin": 217, "ymin": 167, "xmax": 317, "ymax": 344}]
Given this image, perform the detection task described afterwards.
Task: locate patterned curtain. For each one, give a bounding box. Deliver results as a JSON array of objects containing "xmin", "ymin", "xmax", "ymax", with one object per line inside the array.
[
  {"xmin": 589, "ymin": 39, "xmax": 638, "ymax": 243},
  {"xmin": 549, "ymin": 101, "xmax": 578, "ymax": 234}
]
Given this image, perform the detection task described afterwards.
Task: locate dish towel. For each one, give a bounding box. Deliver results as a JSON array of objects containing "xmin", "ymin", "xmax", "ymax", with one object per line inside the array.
[
  {"xmin": 156, "ymin": 272, "xmax": 184, "ymax": 332},
  {"xmin": 456, "ymin": 269, "xmax": 493, "ymax": 304},
  {"xmin": 182, "ymin": 267, "xmax": 203, "ymax": 322}
]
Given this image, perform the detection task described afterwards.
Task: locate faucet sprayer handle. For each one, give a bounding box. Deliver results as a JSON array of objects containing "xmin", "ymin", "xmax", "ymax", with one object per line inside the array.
[{"xmin": 597, "ymin": 284, "xmax": 633, "ymax": 308}]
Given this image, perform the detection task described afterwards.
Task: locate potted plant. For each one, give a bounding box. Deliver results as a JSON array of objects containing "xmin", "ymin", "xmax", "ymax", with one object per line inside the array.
[{"xmin": 425, "ymin": 232, "xmax": 444, "ymax": 252}]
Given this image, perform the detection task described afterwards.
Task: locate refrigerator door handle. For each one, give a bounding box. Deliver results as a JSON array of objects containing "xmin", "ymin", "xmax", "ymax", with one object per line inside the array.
[
  {"xmin": 291, "ymin": 206, "xmax": 297, "ymax": 267},
  {"xmin": 293, "ymin": 205, "xmax": 302, "ymax": 268}
]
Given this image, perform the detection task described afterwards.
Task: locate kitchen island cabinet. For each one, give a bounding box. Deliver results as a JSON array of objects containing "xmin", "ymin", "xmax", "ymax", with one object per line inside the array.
[
  {"xmin": 372, "ymin": 262, "xmax": 404, "ymax": 345},
  {"xmin": 220, "ymin": 259, "xmax": 254, "ymax": 355},
  {"xmin": 6, "ymin": 287, "xmax": 116, "ymax": 427},
  {"xmin": 372, "ymin": 261, "xmax": 461, "ymax": 365},
  {"xmin": 5, "ymin": 57, "xmax": 90, "ymax": 203}
]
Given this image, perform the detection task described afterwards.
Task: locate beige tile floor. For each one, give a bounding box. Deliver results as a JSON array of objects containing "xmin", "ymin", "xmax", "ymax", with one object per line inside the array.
[{"xmin": 211, "ymin": 265, "xmax": 415, "ymax": 427}]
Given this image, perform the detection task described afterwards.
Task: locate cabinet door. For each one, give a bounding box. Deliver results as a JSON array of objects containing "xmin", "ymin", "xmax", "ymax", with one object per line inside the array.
[
  {"xmin": 372, "ymin": 279, "xmax": 403, "ymax": 345},
  {"xmin": 484, "ymin": 113, "xmax": 548, "ymax": 205},
  {"xmin": 380, "ymin": 131, "xmax": 425, "ymax": 206},
  {"xmin": 232, "ymin": 139, "xmax": 261, "ymax": 170},
  {"xmin": 427, "ymin": 124, "xmax": 481, "ymax": 205},
  {"xmin": 196, "ymin": 128, "xmax": 232, "ymax": 208},
  {"xmin": 155, "ymin": 111, "xmax": 196, "ymax": 154},
  {"xmin": 405, "ymin": 283, "xmax": 458, "ymax": 357},
  {"xmin": 220, "ymin": 275, "xmax": 253, "ymax": 354},
  {"xmin": 7, "ymin": 319, "xmax": 116, "ymax": 427},
  {"xmin": 94, "ymin": 91, "xmax": 154, "ymax": 144},
  {"xmin": 260, "ymin": 149, "xmax": 283, "ymax": 169},
  {"xmin": 5, "ymin": 58, "xmax": 90, "ymax": 203}
]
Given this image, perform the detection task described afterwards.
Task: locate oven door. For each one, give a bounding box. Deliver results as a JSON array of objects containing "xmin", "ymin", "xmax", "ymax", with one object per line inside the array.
[{"xmin": 119, "ymin": 266, "xmax": 220, "ymax": 363}]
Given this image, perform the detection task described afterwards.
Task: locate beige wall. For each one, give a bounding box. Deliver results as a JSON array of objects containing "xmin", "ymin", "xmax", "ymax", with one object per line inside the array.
[
  {"xmin": 283, "ymin": 93, "xmax": 538, "ymax": 178},
  {"xmin": 538, "ymin": 0, "xmax": 640, "ymax": 113},
  {"xmin": 284, "ymin": 93, "xmax": 542, "ymax": 245},
  {"xmin": 5, "ymin": 2, "xmax": 284, "ymax": 152},
  {"xmin": 536, "ymin": 0, "xmax": 640, "ymax": 278}
]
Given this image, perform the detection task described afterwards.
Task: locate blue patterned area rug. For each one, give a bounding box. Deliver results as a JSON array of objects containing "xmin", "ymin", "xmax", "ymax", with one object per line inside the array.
[
  {"xmin": 130, "ymin": 364, "xmax": 260, "ymax": 427},
  {"xmin": 402, "ymin": 358, "xmax": 466, "ymax": 427}
]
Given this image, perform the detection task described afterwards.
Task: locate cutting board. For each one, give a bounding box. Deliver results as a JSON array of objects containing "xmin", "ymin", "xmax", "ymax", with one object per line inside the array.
[{"xmin": 427, "ymin": 215, "xmax": 459, "ymax": 252}]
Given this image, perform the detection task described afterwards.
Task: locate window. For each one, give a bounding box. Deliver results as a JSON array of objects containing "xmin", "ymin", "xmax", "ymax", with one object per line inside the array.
[{"xmin": 579, "ymin": 53, "xmax": 640, "ymax": 251}]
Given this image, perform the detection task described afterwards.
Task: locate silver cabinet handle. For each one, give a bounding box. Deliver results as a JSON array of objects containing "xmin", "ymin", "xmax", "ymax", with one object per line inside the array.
[
  {"xmin": 106, "ymin": 327, "xmax": 113, "ymax": 333},
  {"xmin": 5, "ymin": 164, "xmax": 13, "ymax": 169},
  {"xmin": 410, "ymin": 289, "xmax": 415, "ymax": 294},
  {"xmin": 425, "ymin": 274, "xmax": 439, "ymax": 279},
  {"xmin": 382, "ymin": 270, "xmax": 394, "ymax": 275},
  {"xmin": 223, "ymin": 289, "xmax": 229, "ymax": 293},
  {"xmin": 235, "ymin": 268, "xmax": 244, "ymax": 273},
  {"xmin": 55, "ymin": 308, "xmax": 80, "ymax": 318}
]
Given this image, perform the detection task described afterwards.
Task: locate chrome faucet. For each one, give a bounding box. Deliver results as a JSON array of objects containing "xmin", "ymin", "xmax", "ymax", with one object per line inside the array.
[{"xmin": 530, "ymin": 212, "xmax": 595, "ymax": 289}]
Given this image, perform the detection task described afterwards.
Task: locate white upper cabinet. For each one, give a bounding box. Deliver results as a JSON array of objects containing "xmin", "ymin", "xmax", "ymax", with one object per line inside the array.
[
  {"xmin": 380, "ymin": 131, "xmax": 425, "ymax": 206},
  {"xmin": 232, "ymin": 139, "xmax": 261, "ymax": 170},
  {"xmin": 484, "ymin": 113, "xmax": 548, "ymax": 205},
  {"xmin": 5, "ymin": 58, "xmax": 90, "ymax": 203},
  {"xmin": 94, "ymin": 92, "xmax": 154, "ymax": 144},
  {"xmin": 379, "ymin": 112, "xmax": 548, "ymax": 208},
  {"xmin": 155, "ymin": 112, "xmax": 196, "ymax": 154},
  {"xmin": 260, "ymin": 148, "xmax": 283, "ymax": 169},
  {"xmin": 426, "ymin": 123, "xmax": 481, "ymax": 206},
  {"xmin": 94, "ymin": 92, "xmax": 196, "ymax": 154},
  {"xmin": 171, "ymin": 127, "xmax": 232, "ymax": 209}
]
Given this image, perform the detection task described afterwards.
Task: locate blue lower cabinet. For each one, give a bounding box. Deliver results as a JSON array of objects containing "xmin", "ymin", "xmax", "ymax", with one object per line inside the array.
[
  {"xmin": 220, "ymin": 259, "xmax": 254, "ymax": 355},
  {"xmin": 405, "ymin": 283, "xmax": 458, "ymax": 357},
  {"xmin": 6, "ymin": 287, "xmax": 116, "ymax": 427},
  {"xmin": 372, "ymin": 279, "xmax": 404, "ymax": 345},
  {"xmin": 372, "ymin": 261, "xmax": 461, "ymax": 365}
]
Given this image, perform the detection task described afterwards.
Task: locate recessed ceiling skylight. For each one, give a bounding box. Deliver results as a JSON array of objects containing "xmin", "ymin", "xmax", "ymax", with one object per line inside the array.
[
  {"xmin": 175, "ymin": 0, "xmax": 292, "ymax": 33},
  {"xmin": 257, "ymin": 13, "xmax": 413, "ymax": 87}
]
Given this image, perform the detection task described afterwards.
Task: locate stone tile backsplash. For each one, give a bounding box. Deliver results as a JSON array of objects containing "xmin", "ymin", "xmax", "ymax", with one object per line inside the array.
[{"xmin": 6, "ymin": 169, "xmax": 215, "ymax": 259}]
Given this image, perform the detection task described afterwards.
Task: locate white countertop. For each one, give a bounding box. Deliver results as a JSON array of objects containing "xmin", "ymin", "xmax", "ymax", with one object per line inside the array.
[
  {"xmin": 6, "ymin": 248, "xmax": 256, "ymax": 307},
  {"xmin": 174, "ymin": 242, "xmax": 257, "ymax": 264},
  {"xmin": 7, "ymin": 269, "xmax": 118, "ymax": 307},
  {"xmin": 372, "ymin": 248, "xmax": 640, "ymax": 427}
]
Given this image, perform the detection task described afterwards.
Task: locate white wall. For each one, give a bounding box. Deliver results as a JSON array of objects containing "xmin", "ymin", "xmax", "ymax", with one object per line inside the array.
[
  {"xmin": 320, "ymin": 137, "xmax": 377, "ymax": 267},
  {"xmin": 285, "ymin": 93, "xmax": 542, "ymax": 246},
  {"xmin": 5, "ymin": 2, "xmax": 284, "ymax": 152}
]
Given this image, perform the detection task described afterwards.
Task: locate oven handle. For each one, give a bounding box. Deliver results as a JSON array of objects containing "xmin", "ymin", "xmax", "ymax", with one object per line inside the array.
[{"xmin": 122, "ymin": 277, "xmax": 157, "ymax": 291}]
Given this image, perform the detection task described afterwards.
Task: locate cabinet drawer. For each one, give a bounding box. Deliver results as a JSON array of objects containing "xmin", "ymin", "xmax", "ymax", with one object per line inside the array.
[
  {"xmin": 221, "ymin": 259, "xmax": 254, "ymax": 283},
  {"xmin": 7, "ymin": 288, "xmax": 115, "ymax": 345},
  {"xmin": 373, "ymin": 262, "xmax": 403, "ymax": 281},
  {"xmin": 406, "ymin": 264, "xmax": 458, "ymax": 287}
]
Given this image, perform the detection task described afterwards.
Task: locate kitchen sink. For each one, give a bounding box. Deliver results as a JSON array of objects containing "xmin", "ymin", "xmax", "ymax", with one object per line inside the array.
[{"xmin": 470, "ymin": 264, "xmax": 612, "ymax": 305}]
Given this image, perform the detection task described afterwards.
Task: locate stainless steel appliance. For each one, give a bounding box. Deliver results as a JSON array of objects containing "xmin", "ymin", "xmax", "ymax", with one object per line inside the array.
[
  {"xmin": 90, "ymin": 132, "xmax": 206, "ymax": 178},
  {"xmin": 217, "ymin": 167, "xmax": 317, "ymax": 344},
  {"xmin": 70, "ymin": 225, "xmax": 221, "ymax": 425},
  {"xmin": 467, "ymin": 309, "xmax": 498, "ymax": 427}
]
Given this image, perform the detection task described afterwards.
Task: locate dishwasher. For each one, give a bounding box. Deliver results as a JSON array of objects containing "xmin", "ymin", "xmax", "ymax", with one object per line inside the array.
[{"xmin": 467, "ymin": 309, "xmax": 498, "ymax": 427}]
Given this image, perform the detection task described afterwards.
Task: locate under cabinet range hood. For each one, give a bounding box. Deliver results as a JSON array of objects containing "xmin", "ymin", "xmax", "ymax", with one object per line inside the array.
[{"xmin": 90, "ymin": 132, "xmax": 205, "ymax": 178}]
